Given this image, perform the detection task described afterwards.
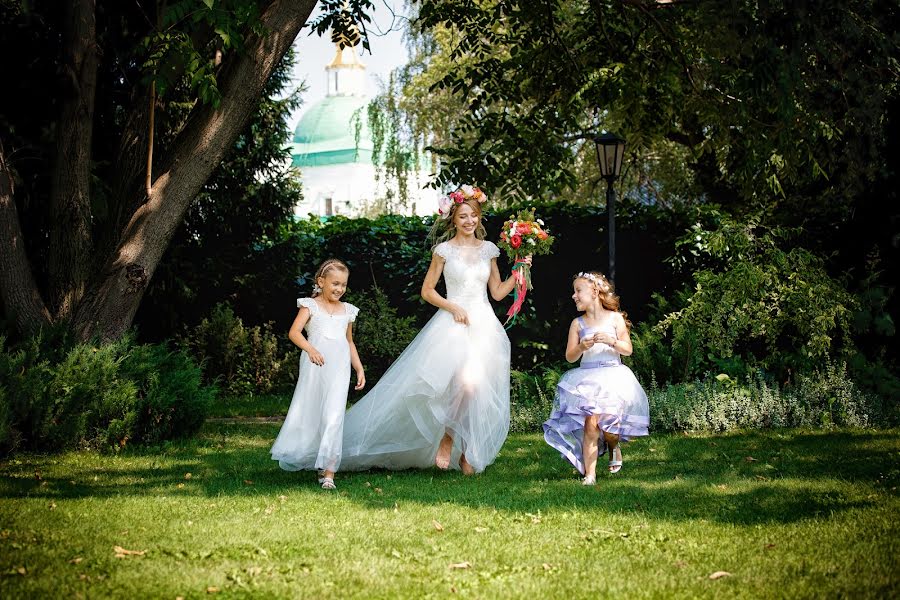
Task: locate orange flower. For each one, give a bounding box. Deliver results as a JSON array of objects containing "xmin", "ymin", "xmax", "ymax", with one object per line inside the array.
[{"xmin": 538, "ymin": 231, "xmax": 548, "ymax": 240}]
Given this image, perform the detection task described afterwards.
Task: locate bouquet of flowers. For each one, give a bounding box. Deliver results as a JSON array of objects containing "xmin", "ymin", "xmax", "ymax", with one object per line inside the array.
[{"xmin": 498, "ymin": 208, "xmax": 555, "ymax": 326}]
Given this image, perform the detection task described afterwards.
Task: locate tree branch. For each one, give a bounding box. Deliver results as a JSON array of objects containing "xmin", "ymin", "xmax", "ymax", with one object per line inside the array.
[
  {"xmin": 73, "ymin": 0, "xmax": 318, "ymax": 341},
  {"xmin": 0, "ymin": 141, "xmax": 52, "ymax": 334}
]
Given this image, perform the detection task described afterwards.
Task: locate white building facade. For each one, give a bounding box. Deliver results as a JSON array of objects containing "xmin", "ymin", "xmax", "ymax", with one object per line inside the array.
[{"xmin": 290, "ymin": 44, "xmax": 432, "ymax": 217}]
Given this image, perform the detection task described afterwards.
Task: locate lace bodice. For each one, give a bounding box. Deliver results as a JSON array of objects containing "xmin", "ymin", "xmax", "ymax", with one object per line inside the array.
[
  {"xmin": 433, "ymin": 241, "xmax": 500, "ymax": 305},
  {"xmin": 297, "ymin": 298, "xmax": 359, "ymax": 340}
]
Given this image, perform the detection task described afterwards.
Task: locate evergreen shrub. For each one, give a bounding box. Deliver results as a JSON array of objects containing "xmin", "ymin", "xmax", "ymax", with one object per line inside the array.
[{"xmin": 0, "ymin": 331, "xmax": 213, "ymax": 454}]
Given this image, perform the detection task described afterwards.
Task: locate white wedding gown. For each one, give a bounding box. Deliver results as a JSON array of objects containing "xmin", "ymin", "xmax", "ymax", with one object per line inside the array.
[{"xmin": 340, "ymin": 240, "xmax": 511, "ymax": 473}]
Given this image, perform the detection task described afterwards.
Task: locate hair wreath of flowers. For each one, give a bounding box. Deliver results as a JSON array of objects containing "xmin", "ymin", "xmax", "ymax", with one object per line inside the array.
[
  {"xmin": 437, "ymin": 184, "xmax": 488, "ymax": 219},
  {"xmin": 576, "ymin": 271, "xmax": 607, "ymax": 289}
]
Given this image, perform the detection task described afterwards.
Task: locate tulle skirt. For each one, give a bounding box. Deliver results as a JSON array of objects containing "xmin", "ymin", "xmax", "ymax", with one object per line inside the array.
[
  {"xmin": 340, "ymin": 299, "xmax": 510, "ymax": 473},
  {"xmin": 270, "ymin": 335, "xmax": 351, "ymax": 472},
  {"xmin": 543, "ymin": 360, "xmax": 650, "ymax": 475}
]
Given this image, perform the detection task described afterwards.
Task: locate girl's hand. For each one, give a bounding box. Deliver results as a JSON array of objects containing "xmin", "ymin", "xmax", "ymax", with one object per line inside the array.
[
  {"xmin": 579, "ymin": 336, "xmax": 596, "ymax": 351},
  {"xmin": 593, "ymin": 332, "xmax": 617, "ymax": 346},
  {"xmin": 307, "ymin": 348, "xmax": 325, "ymax": 366},
  {"xmin": 448, "ymin": 304, "xmax": 469, "ymax": 326},
  {"xmin": 519, "ymin": 255, "xmax": 533, "ymax": 267},
  {"xmin": 354, "ymin": 369, "xmax": 366, "ymax": 390}
]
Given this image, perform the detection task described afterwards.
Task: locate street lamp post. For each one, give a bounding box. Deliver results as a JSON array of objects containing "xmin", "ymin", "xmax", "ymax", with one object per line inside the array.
[{"xmin": 593, "ymin": 132, "xmax": 626, "ymax": 283}]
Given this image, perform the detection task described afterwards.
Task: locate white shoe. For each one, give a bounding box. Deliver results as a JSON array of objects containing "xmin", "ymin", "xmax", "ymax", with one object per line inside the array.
[
  {"xmin": 608, "ymin": 446, "xmax": 623, "ymax": 474},
  {"xmin": 581, "ymin": 475, "xmax": 597, "ymax": 486}
]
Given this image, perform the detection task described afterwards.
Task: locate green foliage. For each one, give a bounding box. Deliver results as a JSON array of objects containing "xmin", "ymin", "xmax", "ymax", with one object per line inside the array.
[
  {"xmin": 509, "ymin": 366, "xmax": 563, "ymax": 433},
  {"xmin": 402, "ymin": 0, "xmax": 898, "ymax": 215},
  {"xmin": 647, "ymin": 364, "xmax": 888, "ymax": 434},
  {"xmin": 178, "ymin": 304, "xmax": 287, "ymax": 397},
  {"xmin": 138, "ymin": 50, "xmax": 304, "ymax": 339},
  {"xmin": 344, "ymin": 286, "xmax": 418, "ymax": 397},
  {"xmin": 0, "ymin": 330, "xmax": 213, "ymax": 454},
  {"xmin": 632, "ymin": 210, "xmax": 857, "ymax": 383}
]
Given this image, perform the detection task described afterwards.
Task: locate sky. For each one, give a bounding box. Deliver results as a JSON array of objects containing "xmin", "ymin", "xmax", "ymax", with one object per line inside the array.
[{"xmin": 287, "ymin": 2, "xmax": 411, "ymax": 132}]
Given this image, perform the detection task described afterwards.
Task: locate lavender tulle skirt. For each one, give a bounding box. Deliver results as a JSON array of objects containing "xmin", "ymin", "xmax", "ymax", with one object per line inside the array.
[{"xmin": 543, "ymin": 359, "xmax": 650, "ymax": 475}]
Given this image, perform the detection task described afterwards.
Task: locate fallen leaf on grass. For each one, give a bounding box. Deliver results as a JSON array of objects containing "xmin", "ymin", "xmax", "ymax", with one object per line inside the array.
[
  {"xmin": 542, "ymin": 563, "xmax": 554, "ymax": 571},
  {"xmin": 715, "ymin": 484, "xmax": 728, "ymax": 490},
  {"xmin": 391, "ymin": 549, "xmax": 402, "ymax": 558},
  {"xmin": 448, "ymin": 561, "xmax": 471, "ymax": 570},
  {"xmin": 764, "ymin": 543, "xmax": 776, "ymax": 550},
  {"xmin": 247, "ymin": 566, "xmax": 262, "ymax": 577},
  {"xmin": 113, "ymin": 545, "xmax": 146, "ymax": 558},
  {"xmin": 69, "ymin": 557, "xmax": 83, "ymax": 564},
  {"xmin": 674, "ymin": 560, "xmax": 687, "ymax": 569},
  {"xmin": 243, "ymin": 480, "xmax": 253, "ymax": 486},
  {"xmin": 374, "ymin": 487, "xmax": 383, "ymax": 494},
  {"xmin": 278, "ymin": 495, "xmax": 287, "ymax": 502},
  {"xmin": 184, "ymin": 473, "xmax": 192, "ymax": 480},
  {"xmin": 48, "ymin": 502, "xmax": 56, "ymax": 510},
  {"xmin": 432, "ymin": 520, "xmax": 444, "ymax": 532},
  {"xmin": 709, "ymin": 571, "xmax": 731, "ymax": 580},
  {"xmin": 177, "ymin": 483, "xmax": 185, "ymax": 489},
  {"xmin": 474, "ymin": 527, "xmax": 488, "ymax": 533},
  {"xmin": 16, "ymin": 566, "xmax": 26, "ymax": 575},
  {"xmin": 206, "ymin": 586, "xmax": 220, "ymax": 593},
  {"xmin": 744, "ymin": 456, "xmax": 757, "ymax": 462}
]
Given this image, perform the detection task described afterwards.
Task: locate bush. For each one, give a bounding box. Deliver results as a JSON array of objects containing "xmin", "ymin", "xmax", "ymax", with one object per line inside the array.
[
  {"xmin": 509, "ymin": 366, "xmax": 562, "ymax": 433},
  {"xmin": 344, "ymin": 286, "xmax": 418, "ymax": 399},
  {"xmin": 178, "ymin": 303, "xmax": 287, "ymax": 396},
  {"xmin": 0, "ymin": 331, "xmax": 213, "ymax": 454},
  {"xmin": 647, "ymin": 363, "xmax": 885, "ymax": 433}
]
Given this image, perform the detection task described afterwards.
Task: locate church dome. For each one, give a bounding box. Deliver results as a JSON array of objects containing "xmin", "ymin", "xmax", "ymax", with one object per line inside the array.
[{"xmin": 291, "ymin": 95, "xmax": 373, "ymax": 168}]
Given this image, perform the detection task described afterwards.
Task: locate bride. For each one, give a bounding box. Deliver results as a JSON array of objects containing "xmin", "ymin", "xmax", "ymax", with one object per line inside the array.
[{"xmin": 340, "ymin": 186, "xmax": 530, "ymax": 474}]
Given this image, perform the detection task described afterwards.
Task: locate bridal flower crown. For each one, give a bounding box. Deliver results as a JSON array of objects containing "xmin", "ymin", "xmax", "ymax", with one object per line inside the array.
[{"xmin": 437, "ymin": 185, "xmax": 488, "ymax": 219}]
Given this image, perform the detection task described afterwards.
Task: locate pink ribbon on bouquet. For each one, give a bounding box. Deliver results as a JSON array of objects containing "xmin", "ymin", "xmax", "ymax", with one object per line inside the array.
[{"xmin": 504, "ymin": 259, "xmax": 529, "ymax": 328}]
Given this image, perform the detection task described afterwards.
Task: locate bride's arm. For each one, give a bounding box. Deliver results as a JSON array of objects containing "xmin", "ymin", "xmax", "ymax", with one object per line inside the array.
[
  {"xmin": 488, "ymin": 256, "xmax": 532, "ymax": 301},
  {"xmin": 421, "ymin": 254, "xmax": 469, "ymax": 324}
]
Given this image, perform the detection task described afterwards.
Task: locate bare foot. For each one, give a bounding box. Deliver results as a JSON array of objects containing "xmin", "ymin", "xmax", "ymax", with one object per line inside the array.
[
  {"xmin": 459, "ymin": 453, "xmax": 475, "ymax": 476},
  {"xmin": 435, "ymin": 433, "xmax": 453, "ymax": 470}
]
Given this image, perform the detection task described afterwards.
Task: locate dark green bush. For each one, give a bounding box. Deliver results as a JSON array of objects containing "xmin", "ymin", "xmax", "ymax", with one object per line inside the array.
[
  {"xmin": 344, "ymin": 286, "xmax": 418, "ymax": 400},
  {"xmin": 0, "ymin": 331, "xmax": 213, "ymax": 454},
  {"xmin": 178, "ymin": 303, "xmax": 286, "ymax": 396}
]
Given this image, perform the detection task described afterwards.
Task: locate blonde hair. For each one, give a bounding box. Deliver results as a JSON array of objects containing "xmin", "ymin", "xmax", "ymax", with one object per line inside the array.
[
  {"xmin": 312, "ymin": 258, "xmax": 349, "ymax": 297},
  {"xmin": 574, "ymin": 271, "xmax": 631, "ymax": 330},
  {"xmin": 428, "ymin": 197, "xmax": 487, "ymax": 249}
]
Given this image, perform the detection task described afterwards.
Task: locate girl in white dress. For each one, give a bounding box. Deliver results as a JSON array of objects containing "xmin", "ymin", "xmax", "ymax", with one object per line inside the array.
[
  {"xmin": 270, "ymin": 259, "xmax": 366, "ymax": 489},
  {"xmin": 340, "ymin": 187, "xmax": 531, "ymax": 475},
  {"xmin": 543, "ymin": 271, "xmax": 650, "ymax": 485}
]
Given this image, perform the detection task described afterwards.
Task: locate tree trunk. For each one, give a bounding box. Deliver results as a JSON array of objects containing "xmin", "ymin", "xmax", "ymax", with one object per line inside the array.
[
  {"xmin": 71, "ymin": 0, "xmax": 318, "ymax": 341},
  {"xmin": 0, "ymin": 143, "xmax": 52, "ymax": 334},
  {"xmin": 49, "ymin": 0, "xmax": 97, "ymax": 321}
]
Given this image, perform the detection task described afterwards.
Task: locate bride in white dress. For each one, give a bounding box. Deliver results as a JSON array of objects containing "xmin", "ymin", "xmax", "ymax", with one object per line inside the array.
[{"xmin": 340, "ymin": 187, "xmax": 530, "ymax": 474}]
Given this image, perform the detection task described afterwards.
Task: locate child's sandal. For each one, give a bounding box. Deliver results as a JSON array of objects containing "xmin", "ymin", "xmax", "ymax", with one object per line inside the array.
[
  {"xmin": 320, "ymin": 477, "xmax": 336, "ymax": 490},
  {"xmin": 608, "ymin": 446, "xmax": 623, "ymax": 474}
]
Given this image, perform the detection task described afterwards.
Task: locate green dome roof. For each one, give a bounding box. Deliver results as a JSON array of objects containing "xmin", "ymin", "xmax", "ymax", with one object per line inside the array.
[{"xmin": 291, "ymin": 95, "xmax": 373, "ymax": 168}]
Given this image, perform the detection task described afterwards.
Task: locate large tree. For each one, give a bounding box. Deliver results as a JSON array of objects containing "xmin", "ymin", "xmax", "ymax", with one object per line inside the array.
[
  {"xmin": 376, "ymin": 1, "xmax": 897, "ymax": 215},
  {"xmin": 0, "ymin": 0, "xmax": 370, "ymax": 341}
]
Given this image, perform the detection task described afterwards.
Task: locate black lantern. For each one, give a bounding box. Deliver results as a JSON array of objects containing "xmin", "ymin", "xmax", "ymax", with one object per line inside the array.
[{"xmin": 593, "ymin": 132, "xmax": 626, "ymax": 282}]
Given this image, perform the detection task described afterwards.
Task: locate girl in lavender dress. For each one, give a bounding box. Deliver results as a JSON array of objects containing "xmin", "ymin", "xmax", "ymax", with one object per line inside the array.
[{"xmin": 543, "ymin": 271, "xmax": 650, "ymax": 485}]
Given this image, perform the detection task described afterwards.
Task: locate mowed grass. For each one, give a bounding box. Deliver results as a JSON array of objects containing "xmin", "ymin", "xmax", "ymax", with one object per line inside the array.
[{"xmin": 1, "ymin": 424, "xmax": 898, "ymax": 599}]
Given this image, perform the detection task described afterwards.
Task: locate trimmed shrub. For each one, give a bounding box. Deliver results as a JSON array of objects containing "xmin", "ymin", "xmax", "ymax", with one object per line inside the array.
[{"xmin": 0, "ymin": 331, "xmax": 213, "ymax": 454}]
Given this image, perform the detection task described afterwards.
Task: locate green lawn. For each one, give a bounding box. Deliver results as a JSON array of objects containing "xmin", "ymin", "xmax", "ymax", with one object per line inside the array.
[{"xmin": 1, "ymin": 423, "xmax": 898, "ymax": 598}]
